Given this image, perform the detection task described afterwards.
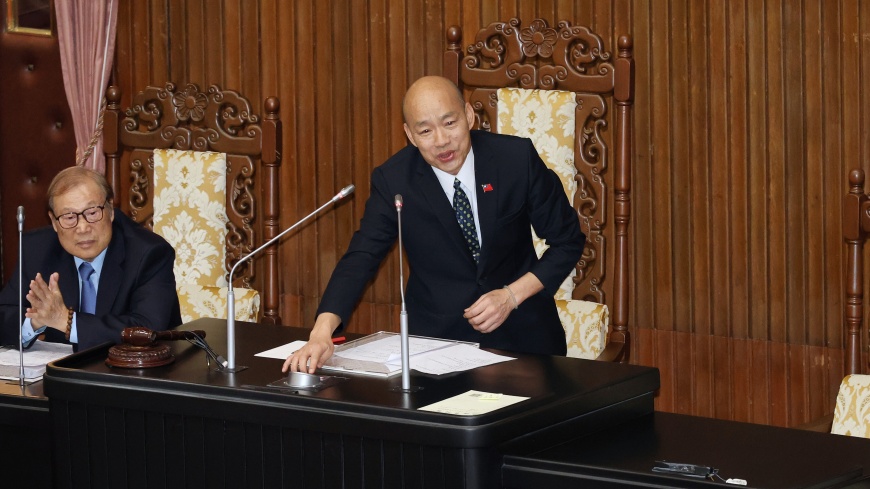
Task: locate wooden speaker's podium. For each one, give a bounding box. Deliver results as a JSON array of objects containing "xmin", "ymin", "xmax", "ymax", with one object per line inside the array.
[{"xmin": 44, "ymin": 318, "xmax": 659, "ymax": 489}]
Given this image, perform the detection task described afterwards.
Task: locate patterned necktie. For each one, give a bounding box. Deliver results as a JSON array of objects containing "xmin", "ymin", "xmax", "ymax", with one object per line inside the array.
[
  {"xmin": 78, "ymin": 262, "xmax": 96, "ymax": 314},
  {"xmin": 453, "ymin": 178, "xmax": 480, "ymax": 263}
]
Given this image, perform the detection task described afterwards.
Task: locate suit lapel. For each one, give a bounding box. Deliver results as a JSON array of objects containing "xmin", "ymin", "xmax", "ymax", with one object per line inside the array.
[
  {"xmin": 411, "ymin": 154, "xmax": 476, "ymax": 265},
  {"xmin": 96, "ymin": 223, "xmax": 124, "ymax": 315},
  {"xmin": 473, "ymin": 136, "xmax": 499, "ymax": 274}
]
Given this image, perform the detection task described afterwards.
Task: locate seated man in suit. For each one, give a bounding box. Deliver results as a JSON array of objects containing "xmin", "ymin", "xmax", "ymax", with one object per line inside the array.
[
  {"xmin": 0, "ymin": 166, "xmax": 181, "ymax": 351},
  {"xmin": 285, "ymin": 76, "xmax": 585, "ymax": 374}
]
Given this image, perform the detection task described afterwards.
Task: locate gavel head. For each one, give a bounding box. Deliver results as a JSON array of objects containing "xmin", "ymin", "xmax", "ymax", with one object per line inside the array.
[{"xmin": 121, "ymin": 326, "xmax": 158, "ymax": 346}]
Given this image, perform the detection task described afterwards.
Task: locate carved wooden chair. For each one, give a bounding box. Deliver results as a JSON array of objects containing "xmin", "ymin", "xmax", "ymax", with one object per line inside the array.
[
  {"xmin": 843, "ymin": 169, "xmax": 870, "ymax": 375},
  {"xmin": 103, "ymin": 83, "xmax": 282, "ymax": 324},
  {"xmin": 444, "ymin": 18, "xmax": 633, "ymax": 361}
]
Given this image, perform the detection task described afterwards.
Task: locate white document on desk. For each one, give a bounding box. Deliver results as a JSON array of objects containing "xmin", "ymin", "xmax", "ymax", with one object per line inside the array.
[
  {"xmin": 335, "ymin": 335, "xmax": 460, "ymax": 363},
  {"xmin": 259, "ymin": 333, "xmax": 516, "ymax": 376},
  {"xmin": 389, "ymin": 343, "xmax": 515, "ymax": 375},
  {"xmin": 0, "ymin": 341, "xmax": 74, "ymax": 380},
  {"xmin": 255, "ymin": 340, "xmax": 308, "ymax": 359}
]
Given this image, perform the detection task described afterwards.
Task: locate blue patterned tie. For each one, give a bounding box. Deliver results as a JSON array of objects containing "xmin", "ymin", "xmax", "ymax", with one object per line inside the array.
[
  {"xmin": 78, "ymin": 262, "xmax": 96, "ymax": 314},
  {"xmin": 453, "ymin": 178, "xmax": 480, "ymax": 263}
]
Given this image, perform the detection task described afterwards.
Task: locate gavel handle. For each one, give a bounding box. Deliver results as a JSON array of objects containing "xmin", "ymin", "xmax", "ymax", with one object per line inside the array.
[{"xmin": 122, "ymin": 327, "xmax": 207, "ymax": 346}]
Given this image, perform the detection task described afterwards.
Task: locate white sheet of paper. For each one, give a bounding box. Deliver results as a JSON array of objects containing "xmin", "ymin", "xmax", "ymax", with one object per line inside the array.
[
  {"xmin": 255, "ymin": 340, "xmax": 308, "ymax": 359},
  {"xmin": 387, "ymin": 343, "xmax": 514, "ymax": 375},
  {"xmin": 0, "ymin": 341, "xmax": 73, "ymax": 365},
  {"xmin": 419, "ymin": 390, "xmax": 529, "ymax": 416},
  {"xmin": 334, "ymin": 335, "xmax": 457, "ymax": 363}
]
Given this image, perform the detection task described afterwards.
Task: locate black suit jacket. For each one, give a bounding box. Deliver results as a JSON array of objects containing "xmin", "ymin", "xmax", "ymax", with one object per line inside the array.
[
  {"xmin": 318, "ymin": 131, "xmax": 585, "ymax": 355},
  {"xmin": 0, "ymin": 211, "xmax": 182, "ymax": 351}
]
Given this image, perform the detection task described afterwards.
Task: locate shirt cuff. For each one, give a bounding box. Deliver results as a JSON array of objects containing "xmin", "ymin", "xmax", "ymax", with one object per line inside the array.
[
  {"xmin": 69, "ymin": 313, "xmax": 78, "ymax": 344},
  {"xmin": 21, "ymin": 318, "xmax": 46, "ymax": 346}
]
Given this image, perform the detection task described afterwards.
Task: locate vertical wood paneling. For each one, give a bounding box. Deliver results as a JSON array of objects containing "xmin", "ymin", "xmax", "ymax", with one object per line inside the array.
[
  {"xmin": 728, "ymin": 0, "xmax": 751, "ymax": 341},
  {"xmin": 766, "ymin": 1, "xmax": 787, "ymax": 345},
  {"xmin": 804, "ymin": 1, "xmax": 824, "ymax": 348},
  {"xmin": 709, "ymin": 0, "xmax": 731, "ymax": 338},
  {"xmin": 111, "ymin": 0, "xmax": 870, "ymax": 427},
  {"xmin": 823, "ymin": 0, "xmax": 845, "ymax": 353},
  {"xmin": 688, "ymin": 0, "xmax": 711, "ymax": 337},
  {"xmin": 747, "ymin": 0, "xmax": 770, "ymax": 342},
  {"xmin": 314, "ymin": 0, "xmax": 337, "ymax": 298},
  {"xmin": 222, "ymin": 0, "xmax": 241, "ymax": 89},
  {"xmin": 650, "ymin": 0, "xmax": 675, "ymax": 334}
]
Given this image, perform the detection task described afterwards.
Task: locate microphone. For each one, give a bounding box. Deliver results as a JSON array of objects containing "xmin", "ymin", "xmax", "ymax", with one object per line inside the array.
[
  {"xmin": 17, "ymin": 206, "xmax": 24, "ymax": 387},
  {"xmin": 395, "ymin": 194, "xmax": 412, "ymax": 391},
  {"xmin": 222, "ymin": 184, "xmax": 356, "ymax": 372}
]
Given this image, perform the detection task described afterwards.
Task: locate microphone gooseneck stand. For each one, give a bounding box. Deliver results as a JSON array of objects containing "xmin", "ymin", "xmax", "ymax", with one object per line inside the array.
[
  {"xmin": 17, "ymin": 206, "xmax": 25, "ymax": 388},
  {"xmin": 222, "ymin": 185, "xmax": 356, "ymax": 372},
  {"xmin": 396, "ymin": 195, "xmax": 411, "ymax": 391},
  {"xmin": 392, "ymin": 195, "xmax": 420, "ymax": 393}
]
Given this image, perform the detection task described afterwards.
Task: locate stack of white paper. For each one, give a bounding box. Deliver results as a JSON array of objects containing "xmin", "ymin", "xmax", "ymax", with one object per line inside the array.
[{"xmin": 0, "ymin": 342, "xmax": 73, "ymax": 380}]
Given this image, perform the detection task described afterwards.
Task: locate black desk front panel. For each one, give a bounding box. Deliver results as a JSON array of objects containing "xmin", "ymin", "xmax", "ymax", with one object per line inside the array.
[
  {"xmin": 0, "ymin": 380, "xmax": 52, "ymax": 489},
  {"xmin": 503, "ymin": 411, "xmax": 870, "ymax": 489},
  {"xmin": 44, "ymin": 318, "xmax": 660, "ymax": 489}
]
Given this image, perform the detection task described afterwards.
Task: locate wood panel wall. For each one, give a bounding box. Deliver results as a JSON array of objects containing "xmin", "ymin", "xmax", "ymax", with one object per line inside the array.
[{"xmin": 112, "ymin": 0, "xmax": 870, "ymax": 428}]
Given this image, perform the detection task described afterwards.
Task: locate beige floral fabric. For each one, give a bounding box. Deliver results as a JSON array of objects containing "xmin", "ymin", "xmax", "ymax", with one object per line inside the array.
[
  {"xmin": 832, "ymin": 374, "xmax": 870, "ymax": 438},
  {"xmin": 177, "ymin": 284, "xmax": 260, "ymax": 324},
  {"xmin": 557, "ymin": 299, "xmax": 608, "ymax": 359},
  {"xmin": 152, "ymin": 149, "xmax": 259, "ymax": 322},
  {"xmin": 497, "ymin": 88, "xmax": 608, "ymax": 359},
  {"xmin": 497, "ymin": 87, "xmax": 577, "ymax": 300},
  {"xmin": 153, "ymin": 149, "xmax": 229, "ymax": 286}
]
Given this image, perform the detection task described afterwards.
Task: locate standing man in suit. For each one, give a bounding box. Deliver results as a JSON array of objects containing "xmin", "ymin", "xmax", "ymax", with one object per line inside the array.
[
  {"xmin": 284, "ymin": 76, "xmax": 585, "ymax": 373},
  {"xmin": 0, "ymin": 166, "xmax": 181, "ymax": 351}
]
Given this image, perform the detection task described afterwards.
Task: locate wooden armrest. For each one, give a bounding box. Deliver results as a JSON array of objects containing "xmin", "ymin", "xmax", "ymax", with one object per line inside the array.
[{"xmin": 595, "ymin": 339, "xmax": 626, "ymax": 362}]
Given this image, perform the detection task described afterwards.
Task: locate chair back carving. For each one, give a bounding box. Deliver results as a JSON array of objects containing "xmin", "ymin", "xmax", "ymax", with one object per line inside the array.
[
  {"xmin": 103, "ymin": 83, "xmax": 282, "ymax": 324},
  {"xmin": 444, "ymin": 18, "xmax": 633, "ymax": 360}
]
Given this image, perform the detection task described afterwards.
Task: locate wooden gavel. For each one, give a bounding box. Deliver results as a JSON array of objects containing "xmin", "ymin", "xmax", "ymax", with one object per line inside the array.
[{"xmin": 121, "ymin": 327, "xmax": 206, "ymax": 346}]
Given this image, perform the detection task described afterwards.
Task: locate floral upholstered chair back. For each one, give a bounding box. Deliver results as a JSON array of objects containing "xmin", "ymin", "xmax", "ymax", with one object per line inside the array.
[
  {"xmin": 152, "ymin": 149, "xmax": 260, "ymax": 322},
  {"xmin": 831, "ymin": 374, "xmax": 870, "ymax": 438},
  {"xmin": 497, "ymin": 88, "xmax": 609, "ymax": 359}
]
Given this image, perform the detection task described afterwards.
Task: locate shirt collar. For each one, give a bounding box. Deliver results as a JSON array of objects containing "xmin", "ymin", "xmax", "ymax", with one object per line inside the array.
[
  {"xmin": 74, "ymin": 247, "xmax": 108, "ymax": 278},
  {"xmin": 431, "ymin": 147, "xmax": 476, "ymax": 196}
]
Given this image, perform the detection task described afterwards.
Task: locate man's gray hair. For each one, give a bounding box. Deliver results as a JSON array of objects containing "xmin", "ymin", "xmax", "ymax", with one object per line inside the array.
[{"xmin": 47, "ymin": 166, "xmax": 114, "ymax": 213}]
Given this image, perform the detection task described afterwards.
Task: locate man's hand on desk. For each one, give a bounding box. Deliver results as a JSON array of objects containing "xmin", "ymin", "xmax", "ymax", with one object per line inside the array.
[{"xmin": 282, "ymin": 313, "xmax": 340, "ymax": 374}]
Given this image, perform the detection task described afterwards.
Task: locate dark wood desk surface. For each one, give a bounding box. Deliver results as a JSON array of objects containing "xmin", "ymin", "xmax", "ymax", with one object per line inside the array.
[
  {"xmin": 503, "ymin": 411, "xmax": 870, "ymax": 489},
  {"xmin": 43, "ymin": 318, "xmax": 660, "ymax": 489},
  {"xmin": 45, "ymin": 318, "xmax": 660, "ymax": 447}
]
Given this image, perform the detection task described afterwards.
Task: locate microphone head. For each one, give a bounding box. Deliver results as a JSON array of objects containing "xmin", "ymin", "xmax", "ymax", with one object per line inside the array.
[
  {"xmin": 394, "ymin": 194, "xmax": 403, "ymax": 210},
  {"xmin": 337, "ymin": 184, "xmax": 356, "ymax": 200},
  {"xmin": 16, "ymin": 206, "xmax": 24, "ymax": 225}
]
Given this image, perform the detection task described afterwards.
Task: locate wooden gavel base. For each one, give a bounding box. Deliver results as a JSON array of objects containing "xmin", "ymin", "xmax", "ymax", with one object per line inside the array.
[{"xmin": 106, "ymin": 343, "xmax": 174, "ymax": 368}]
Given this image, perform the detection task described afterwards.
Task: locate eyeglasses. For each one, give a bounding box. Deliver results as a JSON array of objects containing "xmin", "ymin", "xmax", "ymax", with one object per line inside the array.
[{"xmin": 53, "ymin": 201, "xmax": 108, "ymax": 229}]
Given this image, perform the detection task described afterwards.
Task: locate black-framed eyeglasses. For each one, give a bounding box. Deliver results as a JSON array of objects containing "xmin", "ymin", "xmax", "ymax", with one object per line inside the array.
[{"xmin": 53, "ymin": 201, "xmax": 108, "ymax": 229}]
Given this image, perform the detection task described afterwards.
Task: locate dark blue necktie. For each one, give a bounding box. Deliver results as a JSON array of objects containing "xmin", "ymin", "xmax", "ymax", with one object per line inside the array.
[
  {"xmin": 453, "ymin": 178, "xmax": 480, "ymax": 263},
  {"xmin": 78, "ymin": 262, "xmax": 96, "ymax": 314}
]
